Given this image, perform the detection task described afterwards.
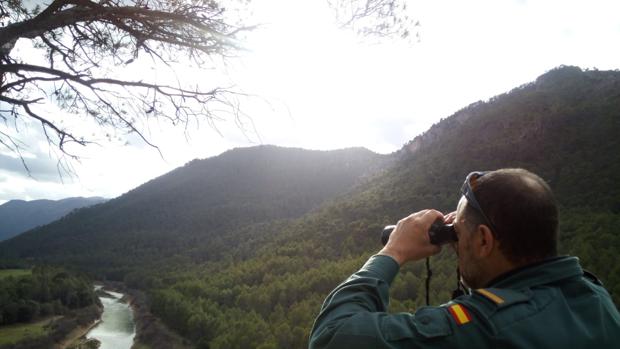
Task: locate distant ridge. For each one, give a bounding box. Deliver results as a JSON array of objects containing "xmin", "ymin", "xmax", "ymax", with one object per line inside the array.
[
  {"xmin": 0, "ymin": 197, "xmax": 107, "ymax": 241},
  {"xmin": 0, "ymin": 145, "xmax": 388, "ymax": 271}
]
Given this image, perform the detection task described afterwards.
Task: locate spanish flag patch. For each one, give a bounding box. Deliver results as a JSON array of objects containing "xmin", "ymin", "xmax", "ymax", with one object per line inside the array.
[{"xmin": 448, "ymin": 304, "xmax": 472, "ymax": 325}]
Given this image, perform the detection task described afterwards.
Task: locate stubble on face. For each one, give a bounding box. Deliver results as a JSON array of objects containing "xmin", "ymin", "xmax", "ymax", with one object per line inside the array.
[
  {"xmin": 455, "ymin": 197, "xmax": 484, "ymax": 289},
  {"xmin": 458, "ymin": 241, "xmax": 485, "ymax": 289}
]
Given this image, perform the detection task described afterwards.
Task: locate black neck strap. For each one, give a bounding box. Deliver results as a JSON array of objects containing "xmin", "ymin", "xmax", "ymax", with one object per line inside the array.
[
  {"xmin": 451, "ymin": 267, "xmax": 466, "ymax": 299},
  {"xmin": 424, "ymin": 257, "xmax": 433, "ymax": 305},
  {"xmin": 425, "ymin": 260, "xmax": 468, "ymax": 306}
]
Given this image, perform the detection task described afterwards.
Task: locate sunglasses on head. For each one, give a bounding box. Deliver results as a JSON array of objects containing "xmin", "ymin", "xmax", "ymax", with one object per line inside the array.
[{"xmin": 461, "ymin": 171, "xmax": 498, "ymax": 234}]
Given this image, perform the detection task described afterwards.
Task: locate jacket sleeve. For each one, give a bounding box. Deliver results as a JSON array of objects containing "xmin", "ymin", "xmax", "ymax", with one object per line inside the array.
[{"xmin": 308, "ymin": 255, "xmax": 454, "ymax": 349}]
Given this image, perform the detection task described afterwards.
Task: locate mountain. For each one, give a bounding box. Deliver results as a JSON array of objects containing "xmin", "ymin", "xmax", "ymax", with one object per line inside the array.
[
  {"xmin": 0, "ymin": 145, "xmax": 389, "ymax": 275},
  {"xmin": 1, "ymin": 66, "xmax": 619, "ymax": 349},
  {"xmin": 0, "ymin": 197, "xmax": 107, "ymax": 241}
]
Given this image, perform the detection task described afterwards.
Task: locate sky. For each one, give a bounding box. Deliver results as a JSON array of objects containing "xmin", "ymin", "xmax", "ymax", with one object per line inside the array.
[{"xmin": 1, "ymin": 0, "xmax": 620, "ymax": 203}]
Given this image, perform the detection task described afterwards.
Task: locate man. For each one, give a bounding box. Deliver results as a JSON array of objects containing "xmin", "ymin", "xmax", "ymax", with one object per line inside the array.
[{"xmin": 309, "ymin": 168, "xmax": 620, "ymax": 348}]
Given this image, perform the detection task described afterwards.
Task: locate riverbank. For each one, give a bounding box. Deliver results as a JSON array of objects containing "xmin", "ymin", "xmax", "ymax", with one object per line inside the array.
[
  {"xmin": 57, "ymin": 317, "xmax": 101, "ymax": 349},
  {"xmin": 54, "ymin": 304, "xmax": 103, "ymax": 349},
  {"xmin": 100, "ymin": 282, "xmax": 192, "ymax": 349},
  {"xmin": 57, "ymin": 287, "xmax": 137, "ymax": 349},
  {"xmin": 0, "ymin": 305, "xmax": 102, "ymax": 349},
  {"xmin": 64, "ymin": 284, "xmax": 193, "ymax": 349}
]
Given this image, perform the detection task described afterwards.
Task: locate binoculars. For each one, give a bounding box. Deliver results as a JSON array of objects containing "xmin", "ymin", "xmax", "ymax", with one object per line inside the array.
[{"xmin": 381, "ymin": 219, "xmax": 457, "ymax": 246}]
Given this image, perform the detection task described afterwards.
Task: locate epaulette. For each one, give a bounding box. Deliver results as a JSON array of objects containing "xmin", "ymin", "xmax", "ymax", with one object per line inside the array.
[{"xmin": 474, "ymin": 288, "xmax": 531, "ymax": 308}]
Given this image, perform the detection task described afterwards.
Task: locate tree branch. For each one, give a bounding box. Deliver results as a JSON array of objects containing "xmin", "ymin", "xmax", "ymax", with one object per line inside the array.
[
  {"xmin": 0, "ymin": 0, "xmax": 251, "ymax": 175},
  {"xmin": 0, "ymin": 95, "xmax": 88, "ymax": 152}
]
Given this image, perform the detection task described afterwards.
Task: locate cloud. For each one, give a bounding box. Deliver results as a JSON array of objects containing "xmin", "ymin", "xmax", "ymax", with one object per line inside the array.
[
  {"xmin": 0, "ymin": 153, "xmax": 67, "ymax": 183},
  {"xmin": 0, "ymin": 171, "xmax": 97, "ymax": 203},
  {"xmin": 0, "ymin": 119, "xmax": 74, "ymax": 183}
]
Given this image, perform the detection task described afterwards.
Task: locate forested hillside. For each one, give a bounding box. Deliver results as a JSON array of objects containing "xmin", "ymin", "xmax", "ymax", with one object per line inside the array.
[
  {"xmin": 139, "ymin": 66, "xmax": 619, "ymax": 348},
  {"xmin": 0, "ymin": 146, "xmax": 388, "ymax": 278},
  {"xmin": 1, "ymin": 66, "xmax": 619, "ymax": 349},
  {"xmin": 0, "ymin": 197, "xmax": 106, "ymax": 241}
]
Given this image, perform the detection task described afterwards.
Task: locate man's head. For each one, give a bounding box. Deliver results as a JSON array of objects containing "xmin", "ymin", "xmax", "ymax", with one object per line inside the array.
[{"xmin": 453, "ymin": 168, "xmax": 559, "ymax": 289}]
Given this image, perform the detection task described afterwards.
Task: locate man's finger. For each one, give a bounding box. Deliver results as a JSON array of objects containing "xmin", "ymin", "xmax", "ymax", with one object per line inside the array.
[
  {"xmin": 422, "ymin": 209, "xmax": 444, "ymax": 224},
  {"xmin": 444, "ymin": 211, "xmax": 457, "ymax": 224}
]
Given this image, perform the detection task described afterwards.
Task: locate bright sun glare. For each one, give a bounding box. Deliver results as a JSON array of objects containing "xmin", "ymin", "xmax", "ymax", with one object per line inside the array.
[{"xmin": 2, "ymin": 0, "xmax": 620, "ymax": 201}]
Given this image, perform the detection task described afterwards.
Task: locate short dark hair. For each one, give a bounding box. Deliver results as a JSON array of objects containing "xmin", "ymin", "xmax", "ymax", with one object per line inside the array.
[{"xmin": 463, "ymin": 168, "xmax": 559, "ymax": 264}]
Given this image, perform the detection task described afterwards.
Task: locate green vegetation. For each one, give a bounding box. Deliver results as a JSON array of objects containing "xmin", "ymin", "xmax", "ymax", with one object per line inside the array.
[
  {"xmin": 1, "ymin": 66, "xmax": 619, "ymax": 348},
  {"xmin": 0, "ymin": 317, "xmax": 51, "ymax": 346},
  {"xmin": 0, "ymin": 146, "xmax": 386, "ymax": 279},
  {"xmin": 0, "ymin": 267, "xmax": 101, "ymax": 348},
  {"xmin": 0, "ymin": 269, "xmax": 31, "ymax": 279},
  {"xmin": 0, "ymin": 267, "xmax": 98, "ymax": 326}
]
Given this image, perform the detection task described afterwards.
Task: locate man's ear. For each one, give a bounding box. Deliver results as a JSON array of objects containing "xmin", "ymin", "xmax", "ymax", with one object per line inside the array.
[{"xmin": 474, "ymin": 224, "xmax": 495, "ymax": 258}]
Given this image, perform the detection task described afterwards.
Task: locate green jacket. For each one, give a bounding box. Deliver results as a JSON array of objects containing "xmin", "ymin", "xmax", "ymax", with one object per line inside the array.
[{"xmin": 309, "ymin": 255, "xmax": 620, "ymax": 348}]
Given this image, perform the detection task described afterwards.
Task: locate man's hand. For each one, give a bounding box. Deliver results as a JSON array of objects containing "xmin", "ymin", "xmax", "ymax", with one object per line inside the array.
[
  {"xmin": 378, "ymin": 209, "xmax": 444, "ymax": 266},
  {"xmin": 443, "ymin": 211, "xmax": 457, "ymax": 225},
  {"xmin": 443, "ymin": 210, "xmax": 458, "ymax": 253}
]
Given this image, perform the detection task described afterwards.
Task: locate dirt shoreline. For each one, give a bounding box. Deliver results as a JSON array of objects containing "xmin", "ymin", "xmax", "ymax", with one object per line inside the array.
[
  {"xmin": 55, "ymin": 318, "xmax": 102, "ymax": 349},
  {"xmin": 93, "ymin": 281, "xmax": 192, "ymax": 349},
  {"xmin": 58, "ymin": 282, "xmax": 133, "ymax": 349}
]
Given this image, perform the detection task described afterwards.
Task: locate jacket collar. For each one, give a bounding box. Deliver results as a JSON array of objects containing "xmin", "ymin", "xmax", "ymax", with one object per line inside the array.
[{"xmin": 487, "ymin": 256, "xmax": 583, "ymax": 289}]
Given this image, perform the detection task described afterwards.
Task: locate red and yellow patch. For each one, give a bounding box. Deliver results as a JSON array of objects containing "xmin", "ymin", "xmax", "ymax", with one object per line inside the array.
[{"xmin": 448, "ymin": 304, "xmax": 472, "ymax": 325}]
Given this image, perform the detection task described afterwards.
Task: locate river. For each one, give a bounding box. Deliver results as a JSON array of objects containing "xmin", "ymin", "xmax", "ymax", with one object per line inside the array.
[{"xmin": 86, "ymin": 288, "xmax": 136, "ymax": 349}]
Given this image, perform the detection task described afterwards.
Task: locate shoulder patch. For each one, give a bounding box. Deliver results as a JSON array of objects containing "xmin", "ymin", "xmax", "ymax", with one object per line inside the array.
[{"xmin": 447, "ymin": 303, "xmax": 472, "ymax": 325}]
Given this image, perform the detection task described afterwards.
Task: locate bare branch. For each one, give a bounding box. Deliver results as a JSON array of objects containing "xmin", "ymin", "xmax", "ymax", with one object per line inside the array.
[
  {"xmin": 0, "ymin": 0, "xmax": 254, "ymax": 176},
  {"xmin": 327, "ymin": 0, "xmax": 418, "ymax": 40},
  {"xmin": 0, "ymin": 95, "xmax": 89, "ymax": 151},
  {"xmin": 0, "ymin": 128, "xmax": 32, "ymax": 176}
]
